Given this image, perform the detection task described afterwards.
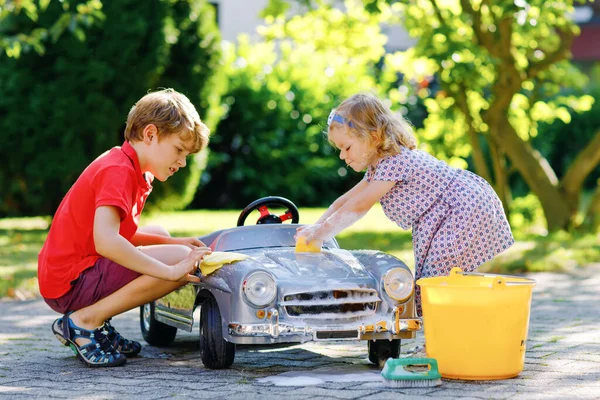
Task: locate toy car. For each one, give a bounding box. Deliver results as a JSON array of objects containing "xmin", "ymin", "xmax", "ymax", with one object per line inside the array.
[{"xmin": 139, "ymin": 196, "xmax": 422, "ymax": 369}]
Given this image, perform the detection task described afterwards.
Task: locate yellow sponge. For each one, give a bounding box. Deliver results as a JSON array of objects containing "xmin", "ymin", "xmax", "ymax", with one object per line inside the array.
[
  {"xmin": 200, "ymin": 251, "xmax": 249, "ymax": 276},
  {"xmin": 295, "ymin": 236, "xmax": 322, "ymax": 253}
]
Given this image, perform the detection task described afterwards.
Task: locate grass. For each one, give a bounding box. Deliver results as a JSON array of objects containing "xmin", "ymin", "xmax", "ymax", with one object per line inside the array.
[
  {"xmin": 0, "ymin": 205, "xmax": 598, "ymax": 299},
  {"xmin": 0, "ymin": 217, "xmax": 50, "ymax": 299},
  {"xmin": 481, "ymin": 229, "xmax": 600, "ymax": 274}
]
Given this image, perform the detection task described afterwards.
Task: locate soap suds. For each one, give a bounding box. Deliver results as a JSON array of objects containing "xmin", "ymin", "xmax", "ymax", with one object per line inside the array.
[{"xmin": 257, "ymin": 365, "xmax": 383, "ymax": 386}]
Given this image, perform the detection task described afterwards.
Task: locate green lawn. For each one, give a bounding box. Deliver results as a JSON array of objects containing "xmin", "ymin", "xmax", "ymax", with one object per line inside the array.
[{"xmin": 1, "ymin": 205, "xmax": 598, "ymax": 299}]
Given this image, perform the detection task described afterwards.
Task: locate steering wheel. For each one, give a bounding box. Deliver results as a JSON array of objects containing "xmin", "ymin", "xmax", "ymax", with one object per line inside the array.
[{"xmin": 237, "ymin": 196, "xmax": 300, "ymax": 227}]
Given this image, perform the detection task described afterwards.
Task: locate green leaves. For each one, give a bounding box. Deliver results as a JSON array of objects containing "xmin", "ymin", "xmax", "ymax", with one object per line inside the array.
[
  {"xmin": 0, "ymin": 0, "xmax": 224, "ymax": 216},
  {"xmin": 194, "ymin": 3, "xmax": 389, "ymax": 208},
  {"xmin": 0, "ymin": 0, "xmax": 104, "ymax": 57}
]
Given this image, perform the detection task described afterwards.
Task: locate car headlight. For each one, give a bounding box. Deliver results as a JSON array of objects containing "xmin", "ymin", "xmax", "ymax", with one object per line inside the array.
[
  {"xmin": 243, "ymin": 271, "xmax": 277, "ymax": 307},
  {"xmin": 383, "ymin": 268, "xmax": 414, "ymax": 302}
]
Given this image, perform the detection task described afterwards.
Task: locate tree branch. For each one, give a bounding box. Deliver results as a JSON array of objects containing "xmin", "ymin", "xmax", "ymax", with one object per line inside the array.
[
  {"xmin": 459, "ymin": 0, "xmax": 499, "ymax": 57},
  {"xmin": 475, "ymin": 4, "xmax": 522, "ymax": 120},
  {"xmin": 429, "ymin": 0, "xmax": 449, "ymax": 31},
  {"xmin": 527, "ymin": 26, "xmax": 574, "ymax": 80},
  {"xmin": 496, "ymin": 14, "xmax": 514, "ymax": 62},
  {"xmin": 455, "ymin": 85, "xmax": 493, "ymax": 183},
  {"xmin": 583, "ymin": 181, "xmax": 600, "ymax": 231}
]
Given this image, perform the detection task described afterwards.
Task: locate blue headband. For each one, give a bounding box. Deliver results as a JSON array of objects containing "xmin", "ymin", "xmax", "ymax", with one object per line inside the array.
[{"xmin": 327, "ymin": 110, "xmax": 354, "ymax": 128}]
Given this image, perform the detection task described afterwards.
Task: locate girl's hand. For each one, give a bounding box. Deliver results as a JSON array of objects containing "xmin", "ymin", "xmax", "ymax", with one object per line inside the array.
[
  {"xmin": 295, "ymin": 223, "xmax": 325, "ymax": 244},
  {"xmin": 172, "ymin": 236, "xmax": 206, "ymax": 249},
  {"xmin": 295, "ymin": 225, "xmax": 306, "ymax": 239},
  {"xmin": 171, "ymin": 246, "xmax": 212, "ymax": 282}
]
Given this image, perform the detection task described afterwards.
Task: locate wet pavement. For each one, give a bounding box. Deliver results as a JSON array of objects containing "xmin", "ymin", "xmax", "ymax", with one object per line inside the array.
[{"xmin": 1, "ymin": 266, "xmax": 599, "ymax": 399}]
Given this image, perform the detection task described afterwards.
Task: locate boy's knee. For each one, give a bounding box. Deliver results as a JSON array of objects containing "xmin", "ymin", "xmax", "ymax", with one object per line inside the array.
[
  {"xmin": 155, "ymin": 226, "xmax": 171, "ymax": 237},
  {"xmin": 171, "ymin": 245, "xmax": 192, "ymax": 261},
  {"xmin": 139, "ymin": 244, "xmax": 191, "ymax": 266}
]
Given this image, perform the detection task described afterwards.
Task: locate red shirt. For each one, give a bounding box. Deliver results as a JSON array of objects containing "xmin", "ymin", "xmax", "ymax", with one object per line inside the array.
[{"xmin": 38, "ymin": 141, "xmax": 153, "ymax": 299}]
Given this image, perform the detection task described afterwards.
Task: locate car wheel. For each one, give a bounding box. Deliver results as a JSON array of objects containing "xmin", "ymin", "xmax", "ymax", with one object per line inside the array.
[
  {"xmin": 368, "ymin": 339, "xmax": 400, "ymax": 366},
  {"xmin": 199, "ymin": 296, "xmax": 235, "ymax": 369},
  {"xmin": 140, "ymin": 302, "xmax": 177, "ymax": 347}
]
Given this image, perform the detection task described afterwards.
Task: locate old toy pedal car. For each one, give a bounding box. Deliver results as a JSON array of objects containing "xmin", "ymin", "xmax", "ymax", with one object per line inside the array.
[{"xmin": 140, "ymin": 196, "xmax": 422, "ymax": 369}]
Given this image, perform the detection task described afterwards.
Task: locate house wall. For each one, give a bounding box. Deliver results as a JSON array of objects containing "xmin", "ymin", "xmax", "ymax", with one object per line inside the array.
[{"xmin": 571, "ymin": 3, "xmax": 600, "ymax": 62}]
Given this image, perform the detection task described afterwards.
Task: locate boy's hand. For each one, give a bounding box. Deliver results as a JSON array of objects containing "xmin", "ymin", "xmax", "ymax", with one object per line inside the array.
[
  {"xmin": 172, "ymin": 237, "xmax": 206, "ymax": 249},
  {"xmin": 171, "ymin": 246, "xmax": 212, "ymax": 282}
]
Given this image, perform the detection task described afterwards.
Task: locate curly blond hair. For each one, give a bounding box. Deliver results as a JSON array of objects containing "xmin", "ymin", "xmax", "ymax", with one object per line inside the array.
[
  {"xmin": 124, "ymin": 88, "xmax": 209, "ymax": 153},
  {"xmin": 328, "ymin": 93, "xmax": 416, "ymax": 156}
]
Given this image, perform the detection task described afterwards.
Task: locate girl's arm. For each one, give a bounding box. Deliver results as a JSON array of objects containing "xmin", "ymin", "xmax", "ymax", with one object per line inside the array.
[
  {"xmin": 300, "ymin": 180, "xmax": 396, "ymax": 242},
  {"xmin": 314, "ymin": 178, "xmax": 369, "ymax": 224},
  {"xmin": 94, "ymin": 206, "xmax": 209, "ymax": 282}
]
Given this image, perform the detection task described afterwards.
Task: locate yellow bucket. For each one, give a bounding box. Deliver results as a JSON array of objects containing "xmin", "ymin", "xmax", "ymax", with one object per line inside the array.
[{"xmin": 416, "ymin": 267, "xmax": 535, "ymax": 380}]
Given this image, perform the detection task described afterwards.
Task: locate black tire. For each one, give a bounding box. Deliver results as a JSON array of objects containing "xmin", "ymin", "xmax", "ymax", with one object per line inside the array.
[
  {"xmin": 140, "ymin": 302, "xmax": 177, "ymax": 347},
  {"xmin": 368, "ymin": 339, "xmax": 401, "ymax": 366},
  {"xmin": 199, "ymin": 296, "xmax": 235, "ymax": 369}
]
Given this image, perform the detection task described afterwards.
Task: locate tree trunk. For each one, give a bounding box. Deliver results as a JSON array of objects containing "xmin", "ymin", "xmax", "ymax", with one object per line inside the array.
[
  {"xmin": 469, "ymin": 132, "xmax": 492, "ymax": 183},
  {"xmin": 561, "ymin": 130, "xmax": 600, "ymax": 209},
  {"xmin": 488, "ymin": 115, "xmax": 573, "ymax": 231}
]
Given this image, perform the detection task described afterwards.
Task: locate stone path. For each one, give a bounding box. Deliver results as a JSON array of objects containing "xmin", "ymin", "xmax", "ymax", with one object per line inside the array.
[{"xmin": 1, "ymin": 267, "xmax": 599, "ymax": 399}]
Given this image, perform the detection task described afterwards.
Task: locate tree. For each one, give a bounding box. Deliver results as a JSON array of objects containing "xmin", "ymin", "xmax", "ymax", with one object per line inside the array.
[
  {"xmin": 388, "ymin": 0, "xmax": 599, "ymax": 232},
  {"xmin": 0, "ymin": 0, "xmax": 104, "ymax": 58},
  {"xmin": 0, "ymin": 0, "xmax": 224, "ymax": 216},
  {"xmin": 267, "ymin": 0, "xmax": 600, "ymax": 232}
]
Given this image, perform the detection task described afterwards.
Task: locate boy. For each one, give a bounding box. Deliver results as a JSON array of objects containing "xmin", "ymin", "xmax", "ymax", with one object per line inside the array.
[{"xmin": 38, "ymin": 89, "xmax": 212, "ymax": 367}]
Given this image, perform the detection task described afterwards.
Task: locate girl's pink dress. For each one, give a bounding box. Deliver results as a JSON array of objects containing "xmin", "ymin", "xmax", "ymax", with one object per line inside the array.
[{"xmin": 366, "ymin": 147, "xmax": 514, "ymax": 315}]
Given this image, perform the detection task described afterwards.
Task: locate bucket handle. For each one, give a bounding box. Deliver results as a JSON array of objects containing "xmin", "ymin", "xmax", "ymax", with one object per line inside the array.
[{"xmin": 450, "ymin": 267, "xmax": 536, "ymax": 286}]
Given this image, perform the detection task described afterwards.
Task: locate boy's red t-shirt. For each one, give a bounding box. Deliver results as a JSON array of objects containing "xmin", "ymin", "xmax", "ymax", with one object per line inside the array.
[{"xmin": 38, "ymin": 141, "xmax": 153, "ymax": 299}]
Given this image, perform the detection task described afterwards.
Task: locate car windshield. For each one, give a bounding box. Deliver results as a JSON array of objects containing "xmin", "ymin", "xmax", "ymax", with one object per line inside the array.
[{"xmin": 211, "ymin": 225, "xmax": 338, "ymax": 252}]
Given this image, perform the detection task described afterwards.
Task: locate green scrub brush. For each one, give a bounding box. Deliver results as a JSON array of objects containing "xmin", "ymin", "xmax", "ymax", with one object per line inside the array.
[{"xmin": 381, "ymin": 358, "xmax": 442, "ymax": 388}]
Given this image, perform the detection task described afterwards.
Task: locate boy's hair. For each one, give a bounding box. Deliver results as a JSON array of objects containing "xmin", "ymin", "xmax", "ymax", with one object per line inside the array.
[
  {"xmin": 329, "ymin": 93, "xmax": 416, "ymax": 156},
  {"xmin": 124, "ymin": 88, "xmax": 209, "ymax": 153}
]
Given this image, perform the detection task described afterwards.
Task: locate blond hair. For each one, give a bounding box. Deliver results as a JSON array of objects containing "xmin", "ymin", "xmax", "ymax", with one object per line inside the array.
[
  {"xmin": 124, "ymin": 88, "xmax": 209, "ymax": 153},
  {"xmin": 329, "ymin": 93, "xmax": 416, "ymax": 156}
]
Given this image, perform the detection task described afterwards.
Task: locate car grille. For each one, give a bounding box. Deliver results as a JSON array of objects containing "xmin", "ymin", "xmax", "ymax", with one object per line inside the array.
[{"xmin": 281, "ymin": 289, "xmax": 380, "ymax": 318}]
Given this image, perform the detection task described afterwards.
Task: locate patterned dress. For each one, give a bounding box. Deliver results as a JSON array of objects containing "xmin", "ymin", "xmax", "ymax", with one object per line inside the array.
[{"xmin": 365, "ymin": 148, "xmax": 514, "ymax": 316}]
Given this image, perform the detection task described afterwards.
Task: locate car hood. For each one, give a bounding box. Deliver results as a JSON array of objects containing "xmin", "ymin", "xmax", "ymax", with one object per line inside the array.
[{"xmin": 241, "ymin": 248, "xmax": 372, "ymax": 281}]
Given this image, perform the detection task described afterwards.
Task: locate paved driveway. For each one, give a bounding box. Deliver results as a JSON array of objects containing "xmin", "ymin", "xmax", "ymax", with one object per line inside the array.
[{"xmin": 1, "ymin": 267, "xmax": 599, "ymax": 399}]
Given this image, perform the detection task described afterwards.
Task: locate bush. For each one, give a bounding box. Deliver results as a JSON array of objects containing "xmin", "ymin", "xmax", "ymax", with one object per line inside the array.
[
  {"xmin": 509, "ymin": 194, "xmax": 545, "ymax": 236},
  {"xmin": 0, "ymin": 0, "xmax": 224, "ymax": 217},
  {"xmin": 144, "ymin": 0, "xmax": 225, "ymax": 211},
  {"xmin": 534, "ymin": 65, "xmax": 600, "ymax": 191},
  {"xmin": 192, "ymin": 5, "xmax": 391, "ymax": 209}
]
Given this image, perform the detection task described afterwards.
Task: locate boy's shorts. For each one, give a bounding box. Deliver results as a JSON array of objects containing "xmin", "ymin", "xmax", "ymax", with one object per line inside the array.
[{"xmin": 44, "ymin": 257, "xmax": 141, "ymax": 314}]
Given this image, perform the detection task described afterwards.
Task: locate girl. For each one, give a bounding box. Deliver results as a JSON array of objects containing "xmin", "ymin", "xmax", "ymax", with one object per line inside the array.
[{"xmin": 296, "ymin": 93, "xmax": 514, "ymax": 316}]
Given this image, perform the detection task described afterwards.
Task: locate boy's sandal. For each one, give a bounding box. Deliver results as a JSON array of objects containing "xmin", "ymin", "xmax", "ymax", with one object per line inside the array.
[
  {"xmin": 52, "ymin": 314, "xmax": 126, "ymax": 368},
  {"xmin": 104, "ymin": 318, "xmax": 142, "ymax": 357},
  {"xmin": 51, "ymin": 317, "xmax": 69, "ymax": 347}
]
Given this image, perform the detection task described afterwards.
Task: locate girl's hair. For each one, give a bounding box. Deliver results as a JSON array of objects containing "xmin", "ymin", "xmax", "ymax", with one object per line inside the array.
[
  {"xmin": 124, "ymin": 88, "xmax": 210, "ymax": 154},
  {"xmin": 329, "ymin": 93, "xmax": 416, "ymax": 155}
]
